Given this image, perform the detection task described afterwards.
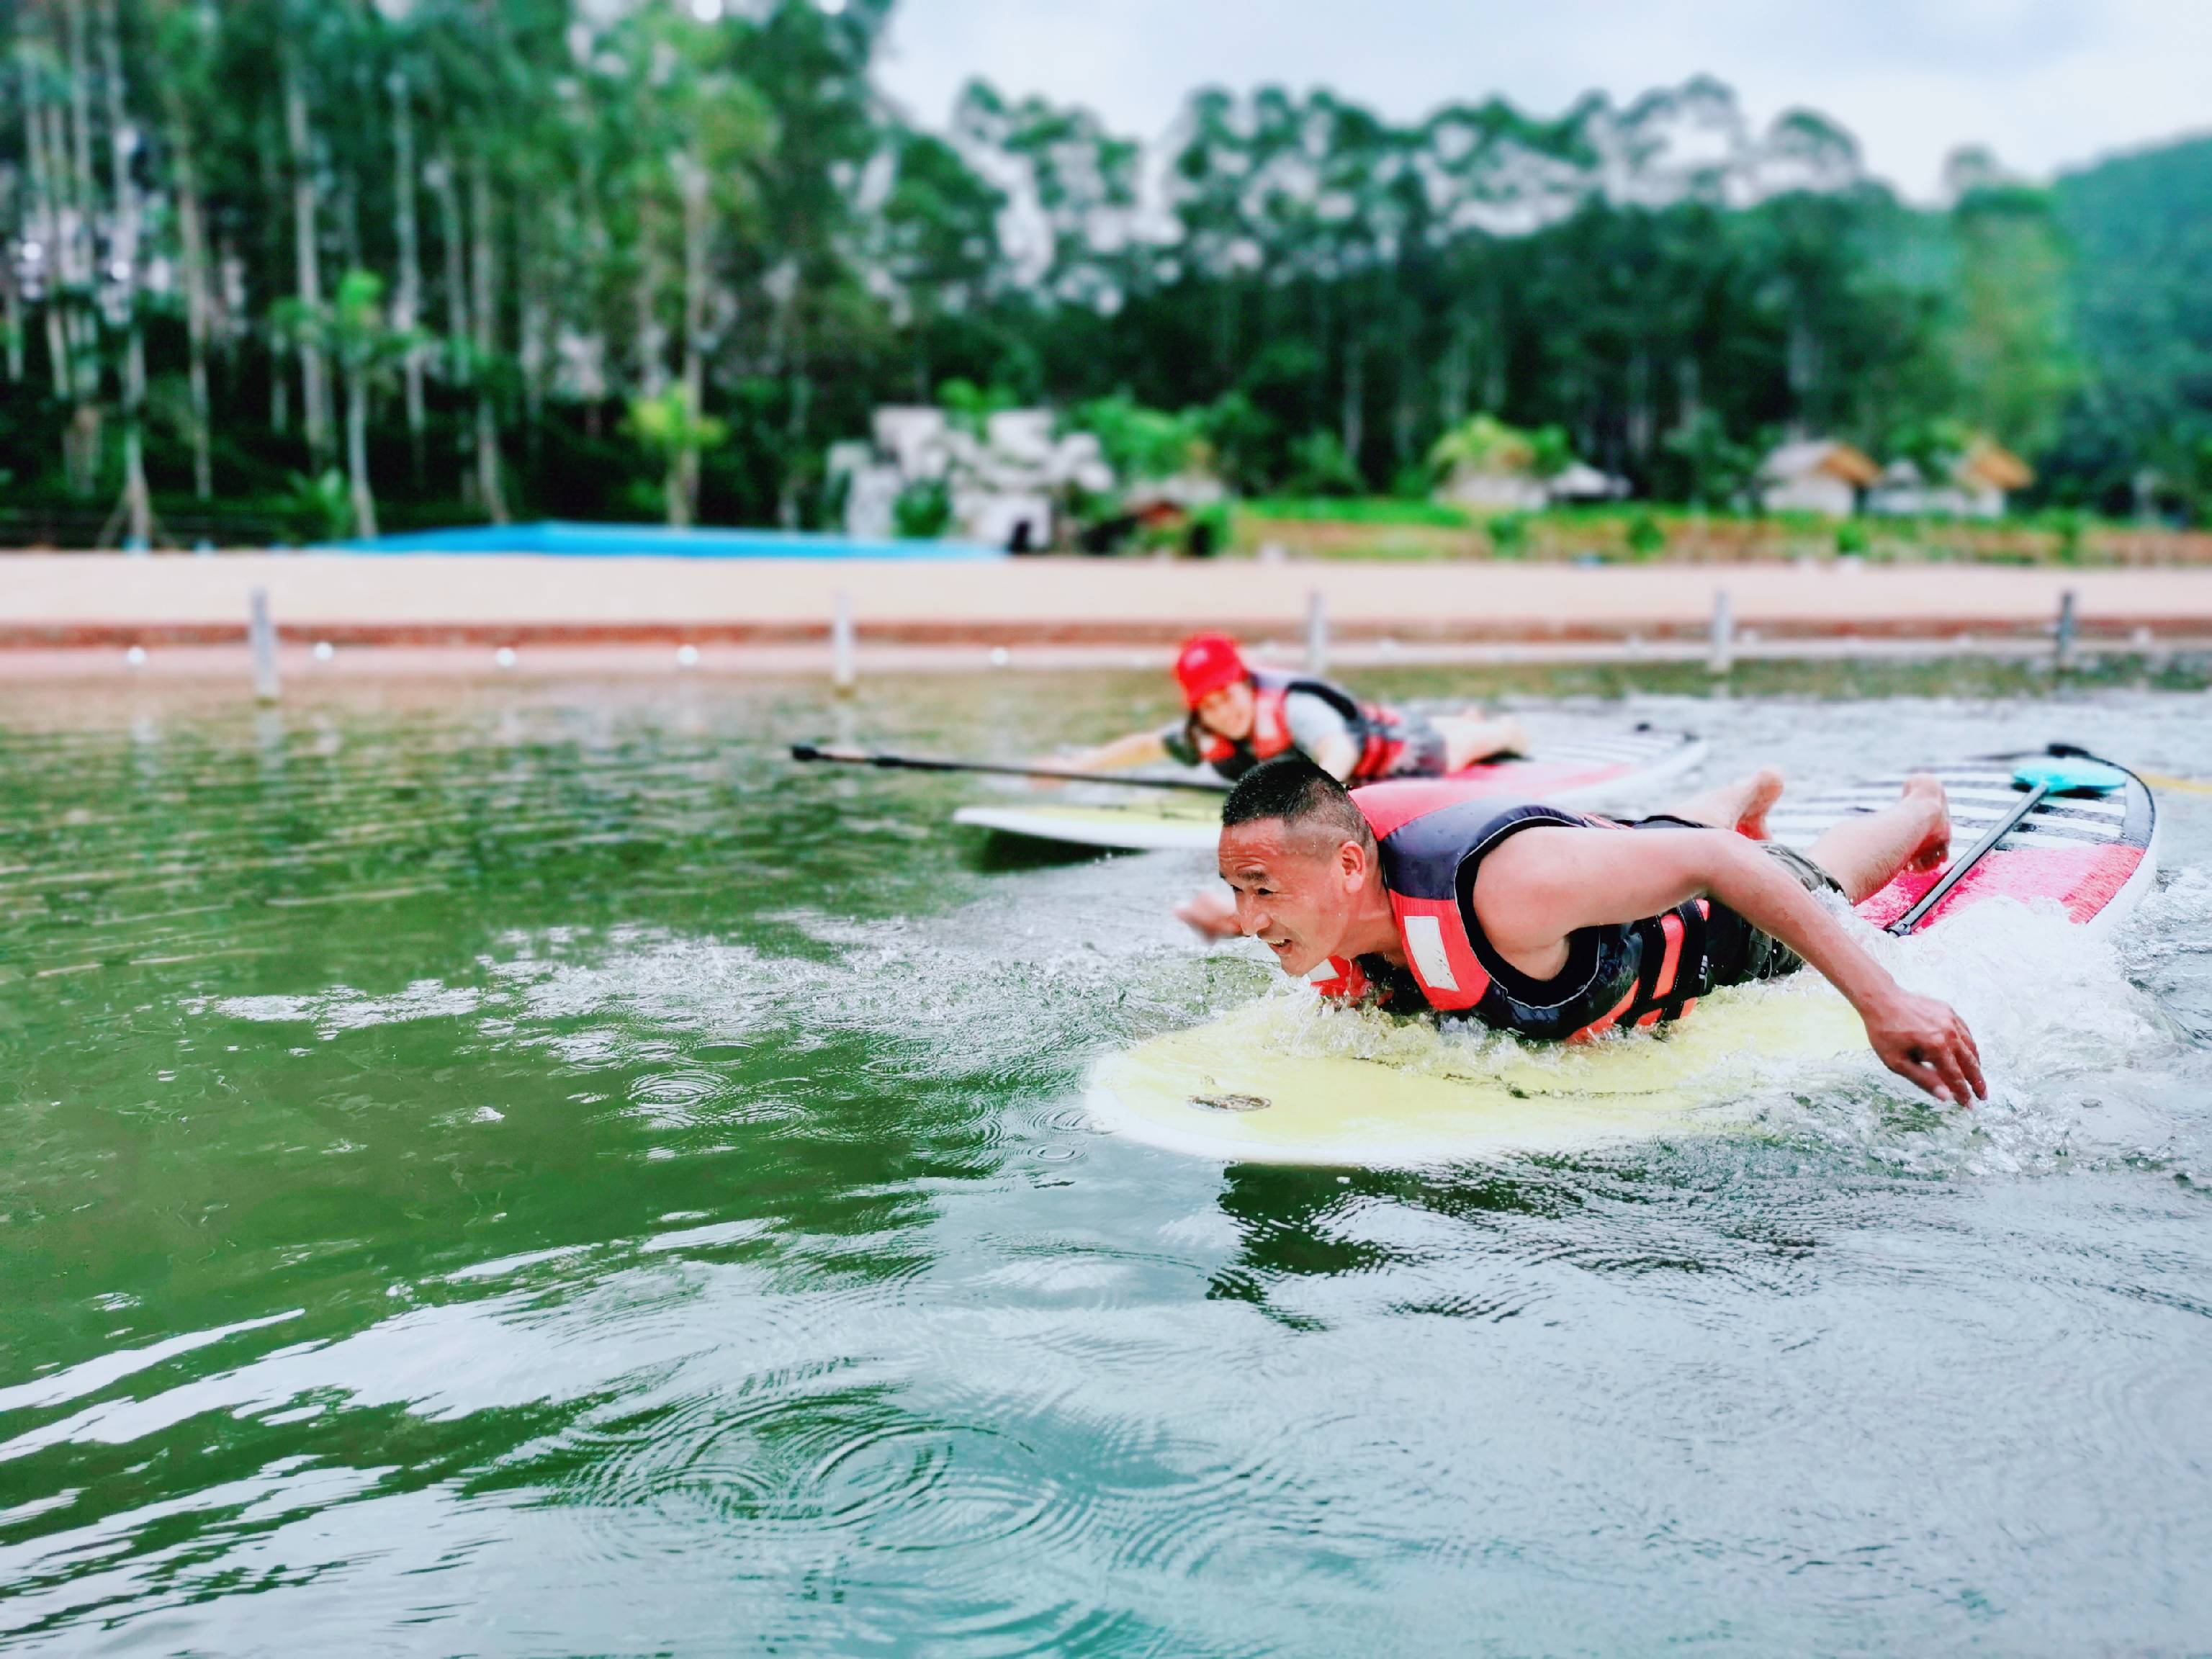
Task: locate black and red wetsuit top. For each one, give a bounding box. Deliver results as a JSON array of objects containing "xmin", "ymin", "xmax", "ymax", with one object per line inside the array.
[
  {"xmin": 1309, "ymin": 779, "xmax": 1725, "ymax": 1041},
  {"xmin": 1182, "ymin": 670, "xmax": 1423, "ymax": 783}
]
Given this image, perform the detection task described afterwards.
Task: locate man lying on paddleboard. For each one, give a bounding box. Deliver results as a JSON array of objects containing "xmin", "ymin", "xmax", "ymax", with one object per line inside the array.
[
  {"xmin": 1053, "ymin": 633, "xmax": 1529, "ymax": 785},
  {"xmin": 1190, "ymin": 755, "xmax": 1987, "ymax": 1105}
]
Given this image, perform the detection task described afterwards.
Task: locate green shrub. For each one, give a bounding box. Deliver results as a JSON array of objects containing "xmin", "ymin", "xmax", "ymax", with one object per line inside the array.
[
  {"xmin": 1186, "ymin": 502, "xmax": 1231, "ymax": 557},
  {"xmin": 938, "ymin": 378, "xmax": 1018, "ymax": 439},
  {"xmin": 2050, "ymin": 508, "xmax": 2089, "ymax": 564},
  {"xmin": 1486, "ymin": 513, "xmax": 1531, "ymax": 557},
  {"xmin": 284, "ymin": 470, "xmax": 353, "ymax": 541},
  {"xmin": 892, "ymin": 478, "xmax": 953, "ymax": 539},
  {"xmin": 1284, "ymin": 431, "xmax": 1364, "ymax": 497},
  {"xmin": 1064, "ymin": 395, "xmax": 1205, "ymax": 483},
  {"xmin": 1390, "ymin": 461, "xmax": 1435, "ymax": 500},
  {"xmin": 1241, "ymin": 496, "xmax": 1472, "ymax": 528}
]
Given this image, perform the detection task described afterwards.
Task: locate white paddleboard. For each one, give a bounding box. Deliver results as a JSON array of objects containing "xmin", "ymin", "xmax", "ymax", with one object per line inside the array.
[
  {"xmin": 1087, "ymin": 749, "xmax": 2158, "ymax": 1166},
  {"xmin": 956, "ymin": 717, "xmax": 1707, "ymax": 852}
]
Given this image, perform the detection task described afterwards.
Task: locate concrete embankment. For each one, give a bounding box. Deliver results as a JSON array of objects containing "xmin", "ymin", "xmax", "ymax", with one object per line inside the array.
[{"xmin": 4, "ymin": 553, "xmax": 2212, "ymax": 678}]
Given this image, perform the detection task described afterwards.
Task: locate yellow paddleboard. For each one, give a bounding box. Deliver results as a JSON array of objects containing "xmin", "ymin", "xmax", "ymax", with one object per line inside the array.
[
  {"xmin": 1089, "ymin": 747, "xmax": 2157, "ymax": 1166},
  {"xmin": 1088, "ymin": 986, "xmax": 1868, "ymax": 1166}
]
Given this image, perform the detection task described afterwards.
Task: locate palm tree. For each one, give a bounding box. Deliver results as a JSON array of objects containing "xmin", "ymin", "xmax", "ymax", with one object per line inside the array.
[{"xmin": 328, "ymin": 267, "xmax": 419, "ymax": 539}]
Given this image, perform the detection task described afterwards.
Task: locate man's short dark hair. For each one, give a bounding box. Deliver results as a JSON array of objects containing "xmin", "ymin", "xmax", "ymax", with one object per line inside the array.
[{"xmin": 1221, "ymin": 757, "xmax": 1374, "ymax": 850}]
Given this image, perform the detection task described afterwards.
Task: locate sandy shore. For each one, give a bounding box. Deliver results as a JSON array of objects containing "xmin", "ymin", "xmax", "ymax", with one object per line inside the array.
[{"xmin": 4, "ymin": 554, "xmax": 2211, "ymax": 678}]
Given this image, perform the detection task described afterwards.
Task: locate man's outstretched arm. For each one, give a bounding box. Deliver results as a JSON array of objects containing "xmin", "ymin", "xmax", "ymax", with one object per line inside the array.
[{"xmin": 1476, "ymin": 827, "xmax": 1987, "ymax": 1105}]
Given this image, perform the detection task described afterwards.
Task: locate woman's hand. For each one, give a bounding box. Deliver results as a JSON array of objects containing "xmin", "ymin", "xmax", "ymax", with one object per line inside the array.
[{"xmin": 1038, "ymin": 730, "xmax": 1173, "ymax": 787}]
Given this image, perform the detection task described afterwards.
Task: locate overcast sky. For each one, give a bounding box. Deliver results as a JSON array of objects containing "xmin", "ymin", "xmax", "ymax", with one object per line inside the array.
[{"xmin": 873, "ymin": 0, "xmax": 2211, "ymax": 200}]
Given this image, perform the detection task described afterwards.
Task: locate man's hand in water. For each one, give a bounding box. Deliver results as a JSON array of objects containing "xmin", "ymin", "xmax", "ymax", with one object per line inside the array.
[
  {"xmin": 1861, "ymin": 987, "xmax": 1987, "ymax": 1105},
  {"xmin": 1175, "ymin": 889, "xmax": 1242, "ymax": 940}
]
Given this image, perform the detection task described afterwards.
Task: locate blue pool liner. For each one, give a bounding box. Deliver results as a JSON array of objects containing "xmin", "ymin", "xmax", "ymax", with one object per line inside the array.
[{"xmin": 316, "ymin": 522, "xmax": 1004, "ymax": 560}]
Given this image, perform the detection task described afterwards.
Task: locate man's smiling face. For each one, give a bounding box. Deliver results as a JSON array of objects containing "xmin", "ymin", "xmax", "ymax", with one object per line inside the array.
[{"xmin": 1216, "ymin": 817, "xmax": 1365, "ymax": 976}]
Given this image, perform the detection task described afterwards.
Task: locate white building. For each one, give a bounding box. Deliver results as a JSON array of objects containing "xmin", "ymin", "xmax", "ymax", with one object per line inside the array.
[
  {"xmin": 1544, "ymin": 460, "xmax": 1631, "ymax": 505},
  {"xmin": 1432, "ymin": 422, "xmax": 1624, "ymax": 512},
  {"xmin": 831, "ymin": 407, "xmax": 1114, "ymax": 549},
  {"xmin": 1866, "ymin": 442, "xmax": 2033, "ymax": 520},
  {"xmin": 1439, "ymin": 471, "xmax": 1550, "ymax": 513},
  {"xmin": 1758, "ymin": 439, "xmax": 1881, "ymax": 517}
]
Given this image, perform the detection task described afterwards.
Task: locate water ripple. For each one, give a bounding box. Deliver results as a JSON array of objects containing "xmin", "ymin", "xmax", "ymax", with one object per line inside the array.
[{"xmin": 5, "ymin": 678, "xmax": 2212, "ymax": 1655}]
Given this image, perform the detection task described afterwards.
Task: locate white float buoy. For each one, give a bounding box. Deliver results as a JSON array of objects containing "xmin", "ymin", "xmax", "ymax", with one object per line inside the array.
[
  {"xmin": 125, "ymin": 644, "xmax": 148, "ymax": 668},
  {"xmin": 313, "ymin": 641, "xmax": 336, "ymax": 662},
  {"xmin": 675, "ymin": 644, "xmax": 701, "ymax": 667},
  {"xmin": 989, "ymin": 646, "xmax": 1011, "ymax": 667},
  {"xmin": 495, "ymin": 646, "xmax": 518, "ymax": 670}
]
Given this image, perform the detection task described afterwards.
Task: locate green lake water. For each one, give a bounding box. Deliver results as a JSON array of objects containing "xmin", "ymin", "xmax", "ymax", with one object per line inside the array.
[{"xmin": 2, "ymin": 663, "xmax": 2210, "ymax": 1655}]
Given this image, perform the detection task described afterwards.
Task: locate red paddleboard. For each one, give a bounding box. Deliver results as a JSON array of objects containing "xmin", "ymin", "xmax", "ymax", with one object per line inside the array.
[
  {"xmin": 953, "ymin": 718, "xmax": 1707, "ymax": 852},
  {"xmin": 1763, "ymin": 749, "xmax": 2159, "ymax": 935}
]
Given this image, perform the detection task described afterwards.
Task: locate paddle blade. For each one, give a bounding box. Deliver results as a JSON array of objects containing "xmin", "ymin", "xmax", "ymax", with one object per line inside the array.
[{"xmin": 2013, "ymin": 756, "xmax": 2129, "ymax": 796}]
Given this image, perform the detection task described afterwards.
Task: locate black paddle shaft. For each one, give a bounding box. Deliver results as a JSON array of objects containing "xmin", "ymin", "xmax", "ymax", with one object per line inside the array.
[
  {"xmin": 788, "ymin": 744, "xmax": 1231, "ymax": 794},
  {"xmin": 1887, "ymin": 781, "xmax": 2051, "ymax": 937}
]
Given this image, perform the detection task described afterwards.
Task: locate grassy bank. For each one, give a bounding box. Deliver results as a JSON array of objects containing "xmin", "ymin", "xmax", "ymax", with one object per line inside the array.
[{"xmin": 1230, "ymin": 500, "xmax": 2212, "ymax": 566}]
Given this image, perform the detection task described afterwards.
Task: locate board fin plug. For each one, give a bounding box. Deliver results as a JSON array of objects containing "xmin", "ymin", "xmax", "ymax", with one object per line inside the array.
[{"xmin": 1189, "ymin": 1092, "xmax": 1272, "ymax": 1114}]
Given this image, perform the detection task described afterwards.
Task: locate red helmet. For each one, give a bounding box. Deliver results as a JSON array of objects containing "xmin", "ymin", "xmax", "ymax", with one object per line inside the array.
[{"xmin": 1173, "ymin": 632, "xmax": 1249, "ymax": 708}]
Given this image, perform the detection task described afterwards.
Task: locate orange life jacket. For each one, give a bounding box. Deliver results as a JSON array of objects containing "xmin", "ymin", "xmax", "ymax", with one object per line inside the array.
[
  {"xmin": 1310, "ymin": 781, "xmax": 1714, "ymax": 1040},
  {"xmin": 1190, "ymin": 670, "xmax": 1409, "ymax": 783}
]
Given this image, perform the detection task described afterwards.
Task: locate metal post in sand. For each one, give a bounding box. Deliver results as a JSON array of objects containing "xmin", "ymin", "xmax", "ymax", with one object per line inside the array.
[
  {"xmin": 1305, "ymin": 590, "xmax": 1328, "ymax": 676},
  {"xmin": 832, "ymin": 588, "xmax": 858, "ymax": 696},
  {"xmin": 248, "ymin": 586, "xmax": 280, "ymax": 703},
  {"xmin": 1707, "ymin": 588, "xmax": 1735, "ymax": 675},
  {"xmin": 2055, "ymin": 589, "xmax": 2079, "ymax": 670}
]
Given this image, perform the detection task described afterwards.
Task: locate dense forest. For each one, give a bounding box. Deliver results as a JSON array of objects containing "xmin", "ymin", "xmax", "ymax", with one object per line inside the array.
[{"xmin": 0, "ymin": 0, "xmax": 2206, "ymax": 546}]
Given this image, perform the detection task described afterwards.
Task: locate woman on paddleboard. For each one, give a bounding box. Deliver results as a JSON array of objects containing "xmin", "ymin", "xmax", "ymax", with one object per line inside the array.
[
  {"xmin": 1052, "ymin": 633, "xmax": 1529, "ymax": 786},
  {"xmin": 1201, "ymin": 755, "xmax": 1987, "ymax": 1105}
]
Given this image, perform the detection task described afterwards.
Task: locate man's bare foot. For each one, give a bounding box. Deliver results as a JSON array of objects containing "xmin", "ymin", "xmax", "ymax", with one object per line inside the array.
[
  {"xmin": 1901, "ymin": 774, "xmax": 1951, "ymax": 871},
  {"xmin": 1735, "ymin": 767, "xmax": 1786, "ymax": 840},
  {"xmin": 1658, "ymin": 767, "xmax": 1786, "ymax": 835},
  {"xmin": 1175, "ymin": 889, "xmax": 1243, "ymax": 941},
  {"xmin": 1439, "ymin": 713, "xmax": 1530, "ymax": 770}
]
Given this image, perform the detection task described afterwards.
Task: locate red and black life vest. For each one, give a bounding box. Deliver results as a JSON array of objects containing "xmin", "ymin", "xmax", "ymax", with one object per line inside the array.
[
  {"xmin": 1191, "ymin": 670, "xmax": 1406, "ymax": 783},
  {"xmin": 1310, "ymin": 781, "xmax": 1715, "ymax": 1041}
]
